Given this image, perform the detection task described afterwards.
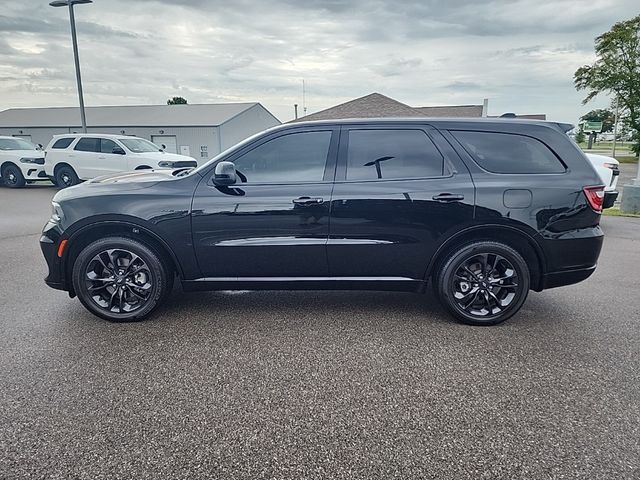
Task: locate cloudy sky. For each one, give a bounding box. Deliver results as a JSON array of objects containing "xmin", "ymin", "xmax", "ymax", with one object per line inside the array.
[{"xmin": 0, "ymin": 0, "xmax": 636, "ymax": 122}]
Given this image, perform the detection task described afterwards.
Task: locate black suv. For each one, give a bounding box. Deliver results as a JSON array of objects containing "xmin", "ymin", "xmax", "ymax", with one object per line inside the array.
[{"xmin": 41, "ymin": 118, "xmax": 605, "ymax": 325}]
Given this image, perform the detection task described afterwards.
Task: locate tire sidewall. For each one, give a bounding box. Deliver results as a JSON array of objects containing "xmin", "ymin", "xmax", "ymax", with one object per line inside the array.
[
  {"xmin": 72, "ymin": 237, "xmax": 167, "ymax": 322},
  {"xmin": 2, "ymin": 164, "xmax": 25, "ymax": 188},
  {"xmin": 55, "ymin": 166, "xmax": 78, "ymax": 188},
  {"xmin": 438, "ymin": 242, "xmax": 530, "ymax": 326}
]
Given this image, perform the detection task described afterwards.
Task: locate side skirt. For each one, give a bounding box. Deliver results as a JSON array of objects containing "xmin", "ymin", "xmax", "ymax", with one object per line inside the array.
[{"xmin": 181, "ymin": 277, "xmax": 427, "ymax": 293}]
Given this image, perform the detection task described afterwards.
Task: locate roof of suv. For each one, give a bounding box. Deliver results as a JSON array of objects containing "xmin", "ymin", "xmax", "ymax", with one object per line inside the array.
[
  {"xmin": 283, "ymin": 117, "xmax": 573, "ymax": 132},
  {"xmin": 51, "ymin": 133, "xmax": 146, "ymax": 141}
]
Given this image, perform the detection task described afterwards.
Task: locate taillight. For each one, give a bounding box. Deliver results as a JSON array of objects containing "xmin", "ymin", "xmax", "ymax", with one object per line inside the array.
[{"xmin": 583, "ymin": 185, "xmax": 605, "ymax": 213}]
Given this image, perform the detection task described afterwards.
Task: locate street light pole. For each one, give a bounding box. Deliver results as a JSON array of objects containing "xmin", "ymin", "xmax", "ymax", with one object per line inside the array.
[{"xmin": 50, "ymin": 0, "xmax": 93, "ymax": 133}]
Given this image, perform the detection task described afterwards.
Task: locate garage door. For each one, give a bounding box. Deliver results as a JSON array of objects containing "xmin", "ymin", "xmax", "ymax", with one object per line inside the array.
[{"xmin": 151, "ymin": 135, "xmax": 177, "ymax": 154}]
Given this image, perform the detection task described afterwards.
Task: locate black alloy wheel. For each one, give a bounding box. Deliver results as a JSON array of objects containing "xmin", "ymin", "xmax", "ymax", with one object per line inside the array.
[
  {"xmin": 72, "ymin": 237, "xmax": 172, "ymax": 322},
  {"xmin": 2, "ymin": 164, "xmax": 26, "ymax": 188},
  {"xmin": 436, "ymin": 241, "xmax": 530, "ymax": 326},
  {"xmin": 55, "ymin": 166, "xmax": 79, "ymax": 188}
]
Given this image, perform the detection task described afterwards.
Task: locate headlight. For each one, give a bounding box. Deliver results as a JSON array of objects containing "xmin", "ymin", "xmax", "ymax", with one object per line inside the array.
[
  {"xmin": 20, "ymin": 157, "xmax": 45, "ymax": 165},
  {"xmin": 603, "ymin": 162, "xmax": 618, "ymax": 170},
  {"xmin": 158, "ymin": 161, "xmax": 174, "ymax": 168},
  {"xmin": 51, "ymin": 201, "xmax": 64, "ymax": 223}
]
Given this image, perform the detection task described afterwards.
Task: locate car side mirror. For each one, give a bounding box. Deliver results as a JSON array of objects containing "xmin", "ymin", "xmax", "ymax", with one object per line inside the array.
[
  {"xmin": 214, "ymin": 161, "xmax": 237, "ymax": 185},
  {"xmin": 112, "ymin": 147, "xmax": 126, "ymax": 155}
]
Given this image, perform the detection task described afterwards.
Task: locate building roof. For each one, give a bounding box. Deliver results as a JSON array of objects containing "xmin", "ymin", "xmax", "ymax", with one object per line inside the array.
[
  {"xmin": 0, "ymin": 103, "xmax": 269, "ymax": 128},
  {"xmin": 292, "ymin": 93, "xmax": 546, "ymax": 123},
  {"xmin": 413, "ymin": 105, "xmax": 484, "ymax": 117},
  {"xmin": 291, "ymin": 93, "xmax": 427, "ymax": 122}
]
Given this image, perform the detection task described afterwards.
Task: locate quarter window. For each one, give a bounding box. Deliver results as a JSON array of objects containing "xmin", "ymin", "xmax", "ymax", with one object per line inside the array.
[
  {"xmin": 346, "ymin": 129, "xmax": 443, "ymax": 180},
  {"xmin": 52, "ymin": 138, "xmax": 74, "ymax": 149},
  {"xmin": 232, "ymin": 131, "xmax": 332, "ymax": 183},
  {"xmin": 100, "ymin": 139, "xmax": 118, "ymax": 154},
  {"xmin": 451, "ymin": 131, "xmax": 565, "ymax": 174},
  {"xmin": 73, "ymin": 137, "xmax": 100, "ymax": 153}
]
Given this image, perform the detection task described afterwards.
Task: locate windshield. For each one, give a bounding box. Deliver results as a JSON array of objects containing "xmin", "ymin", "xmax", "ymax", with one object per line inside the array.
[
  {"xmin": 119, "ymin": 138, "xmax": 161, "ymax": 153},
  {"xmin": 0, "ymin": 138, "xmax": 37, "ymax": 151}
]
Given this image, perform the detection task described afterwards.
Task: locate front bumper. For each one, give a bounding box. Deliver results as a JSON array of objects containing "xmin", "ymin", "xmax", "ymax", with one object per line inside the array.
[
  {"xmin": 603, "ymin": 191, "xmax": 618, "ymax": 209},
  {"xmin": 40, "ymin": 220, "xmax": 69, "ymax": 292},
  {"xmin": 22, "ymin": 165, "xmax": 48, "ymax": 181}
]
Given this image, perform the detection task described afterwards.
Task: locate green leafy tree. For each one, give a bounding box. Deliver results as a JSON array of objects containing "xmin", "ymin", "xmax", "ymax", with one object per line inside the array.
[
  {"xmin": 574, "ymin": 14, "xmax": 640, "ymax": 156},
  {"xmin": 167, "ymin": 96, "xmax": 188, "ymax": 105},
  {"xmin": 575, "ymin": 129, "xmax": 586, "ymax": 144}
]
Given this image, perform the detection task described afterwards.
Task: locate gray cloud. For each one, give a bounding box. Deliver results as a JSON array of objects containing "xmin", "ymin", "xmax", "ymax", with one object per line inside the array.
[{"xmin": 0, "ymin": 0, "xmax": 637, "ymax": 121}]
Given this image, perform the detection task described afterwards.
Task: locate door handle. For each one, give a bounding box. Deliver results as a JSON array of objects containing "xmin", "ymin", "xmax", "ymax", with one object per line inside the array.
[
  {"xmin": 432, "ymin": 193, "xmax": 465, "ymax": 202},
  {"xmin": 292, "ymin": 196, "xmax": 324, "ymax": 205}
]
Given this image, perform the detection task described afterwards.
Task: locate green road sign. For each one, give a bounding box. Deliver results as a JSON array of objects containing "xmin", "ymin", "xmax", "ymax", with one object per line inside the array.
[{"xmin": 583, "ymin": 121, "xmax": 603, "ymax": 133}]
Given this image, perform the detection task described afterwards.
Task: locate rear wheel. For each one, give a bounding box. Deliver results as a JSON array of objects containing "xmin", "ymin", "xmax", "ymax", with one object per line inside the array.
[
  {"xmin": 435, "ymin": 241, "xmax": 530, "ymax": 326},
  {"xmin": 2, "ymin": 164, "xmax": 26, "ymax": 188},
  {"xmin": 72, "ymin": 237, "xmax": 173, "ymax": 322},
  {"xmin": 55, "ymin": 165, "xmax": 79, "ymax": 188}
]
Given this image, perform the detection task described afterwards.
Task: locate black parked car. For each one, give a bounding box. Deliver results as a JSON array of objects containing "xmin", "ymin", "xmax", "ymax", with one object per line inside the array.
[{"xmin": 41, "ymin": 118, "xmax": 605, "ymax": 325}]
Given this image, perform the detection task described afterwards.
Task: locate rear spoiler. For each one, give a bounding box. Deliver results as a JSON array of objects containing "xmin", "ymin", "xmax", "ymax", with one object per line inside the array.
[{"xmin": 554, "ymin": 122, "xmax": 574, "ymax": 133}]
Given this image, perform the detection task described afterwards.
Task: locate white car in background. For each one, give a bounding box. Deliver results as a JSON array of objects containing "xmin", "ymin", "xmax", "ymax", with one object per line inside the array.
[
  {"xmin": 44, "ymin": 134, "xmax": 197, "ymax": 188},
  {"xmin": 0, "ymin": 136, "xmax": 49, "ymax": 188},
  {"xmin": 585, "ymin": 153, "xmax": 619, "ymax": 208}
]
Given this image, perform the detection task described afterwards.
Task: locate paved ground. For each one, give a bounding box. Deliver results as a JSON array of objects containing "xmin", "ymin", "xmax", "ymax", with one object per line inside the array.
[{"xmin": 1, "ymin": 185, "xmax": 639, "ymax": 479}]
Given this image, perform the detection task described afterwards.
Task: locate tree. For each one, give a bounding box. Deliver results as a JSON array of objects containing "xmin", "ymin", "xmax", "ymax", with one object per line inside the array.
[
  {"xmin": 167, "ymin": 96, "xmax": 188, "ymax": 105},
  {"xmin": 574, "ymin": 14, "xmax": 640, "ymax": 157},
  {"xmin": 580, "ymin": 108, "xmax": 615, "ymax": 133}
]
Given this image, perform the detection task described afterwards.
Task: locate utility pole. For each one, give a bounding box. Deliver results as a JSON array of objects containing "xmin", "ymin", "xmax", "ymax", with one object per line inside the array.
[
  {"xmin": 49, "ymin": 0, "xmax": 92, "ymax": 133},
  {"xmin": 612, "ymin": 99, "xmax": 619, "ymax": 158}
]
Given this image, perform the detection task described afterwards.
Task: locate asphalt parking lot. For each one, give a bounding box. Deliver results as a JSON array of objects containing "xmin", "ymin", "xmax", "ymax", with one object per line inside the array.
[{"xmin": 1, "ymin": 185, "xmax": 639, "ymax": 479}]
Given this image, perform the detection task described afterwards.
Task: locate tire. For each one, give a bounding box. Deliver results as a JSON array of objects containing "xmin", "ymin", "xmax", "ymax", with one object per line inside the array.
[
  {"xmin": 72, "ymin": 237, "xmax": 173, "ymax": 322},
  {"xmin": 435, "ymin": 241, "xmax": 530, "ymax": 326},
  {"xmin": 55, "ymin": 165, "xmax": 80, "ymax": 188},
  {"xmin": 2, "ymin": 163, "xmax": 26, "ymax": 188}
]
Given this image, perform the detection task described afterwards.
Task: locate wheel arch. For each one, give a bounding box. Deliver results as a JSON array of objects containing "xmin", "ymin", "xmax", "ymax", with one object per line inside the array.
[
  {"xmin": 1, "ymin": 160, "xmax": 20, "ymax": 173},
  {"xmin": 426, "ymin": 224, "xmax": 547, "ymax": 291},
  {"xmin": 63, "ymin": 220, "xmax": 184, "ymax": 292},
  {"xmin": 53, "ymin": 162, "xmax": 77, "ymax": 175}
]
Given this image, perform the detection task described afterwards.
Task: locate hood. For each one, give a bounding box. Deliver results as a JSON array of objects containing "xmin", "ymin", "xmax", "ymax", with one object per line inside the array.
[
  {"xmin": 133, "ymin": 151, "xmax": 195, "ymax": 162},
  {"xmin": 88, "ymin": 169, "xmax": 182, "ymax": 185},
  {"xmin": 0, "ymin": 149, "xmax": 43, "ymax": 158}
]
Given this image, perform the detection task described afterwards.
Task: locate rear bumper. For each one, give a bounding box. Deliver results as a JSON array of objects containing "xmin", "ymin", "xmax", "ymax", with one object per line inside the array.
[
  {"xmin": 540, "ymin": 265, "xmax": 597, "ymax": 289},
  {"xmin": 603, "ymin": 191, "xmax": 618, "ymax": 209},
  {"xmin": 538, "ymin": 226, "xmax": 604, "ymax": 290}
]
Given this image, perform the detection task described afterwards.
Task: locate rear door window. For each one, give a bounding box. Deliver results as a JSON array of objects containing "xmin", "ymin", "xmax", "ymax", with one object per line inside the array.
[
  {"xmin": 52, "ymin": 137, "xmax": 74, "ymax": 149},
  {"xmin": 451, "ymin": 131, "xmax": 565, "ymax": 174},
  {"xmin": 73, "ymin": 137, "xmax": 101, "ymax": 153},
  {"xmin": 346, "ymin": 129, "xmax": 444, "ymax": 180}
]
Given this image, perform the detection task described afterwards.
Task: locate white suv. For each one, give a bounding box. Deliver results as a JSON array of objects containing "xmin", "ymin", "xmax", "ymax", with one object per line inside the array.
[
  {"xmin": 585, "ymin": 153, "xmax": 620, "ymax": 208},
  {"xmin": 0, "ymin": 136, "xmax": 48, "ymax": 188},
  {"xmin": 44, "ymin": 134, "xmax": 197, "ymax": 188}
]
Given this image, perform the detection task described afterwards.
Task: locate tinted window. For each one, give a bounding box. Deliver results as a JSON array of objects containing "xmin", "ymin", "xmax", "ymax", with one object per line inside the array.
[
  {"xmin": 452, "ymin": 131, "xmax": 565, "ymax": 174},
  {"xmin": 346, "ymin": 129, "xmax": 443, "ymax": 180},
  {"xmin": 74, "ymin": 137, "xmax": 100, "ymax": 152},
  {"xmin": 52, "ymin": 137, "xmax": 74, "ymax": 149},
  {"xmin": 100, "ymin": 139, "xmax": 118, "ymax": 154},
  {"xmin": 233, "ymin": 131, "xmax": 332, "ymax": 183}
]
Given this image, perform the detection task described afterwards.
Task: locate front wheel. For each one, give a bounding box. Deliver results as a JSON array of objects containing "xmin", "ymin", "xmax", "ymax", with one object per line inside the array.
[
  {"xmin": 2, "ymin": 164, "xmax": 26, "ymax": 188},
  {"xmin": 72, "ymin": 237, "xmax": 173, "ymax": 322},
  {"xmin": 435, "ymin": 241, "xmax": 530, "ymax": 326}
]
